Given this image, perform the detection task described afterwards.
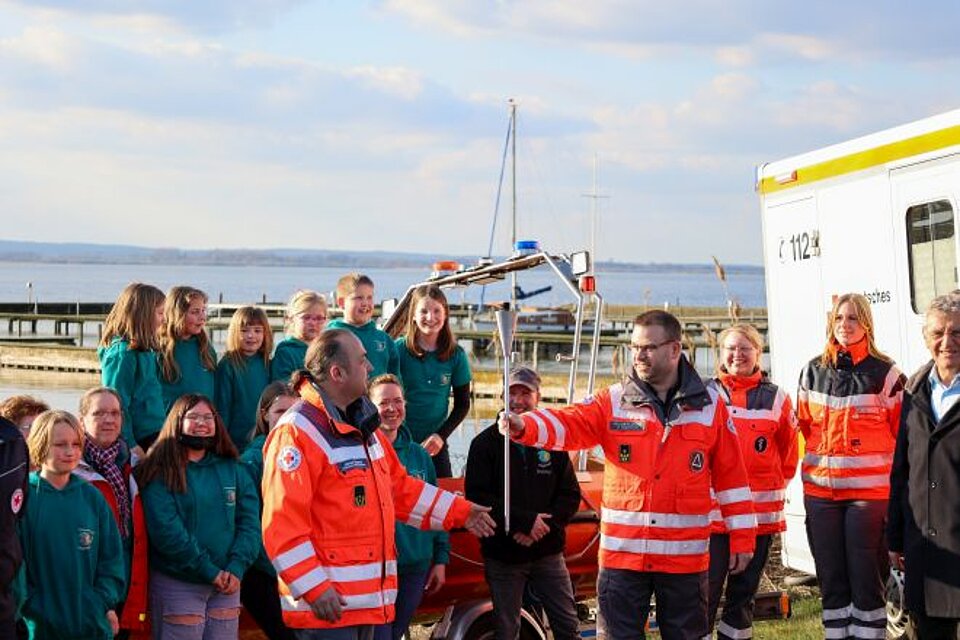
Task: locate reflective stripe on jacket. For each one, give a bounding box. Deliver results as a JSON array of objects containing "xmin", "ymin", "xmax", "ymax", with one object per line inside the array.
[
  {"xmin": 707, "ymin": 373, "xmax": 799, "ymax": 535},
  {"xmin": 261, "ymin": 382, "xmax": 472, "ymax": 629},
  {"xmin": 796, "ymin": 344, "xmax": 904, "ymax": 501},
  {"xmin": 515, "ymin": 357, "xmax": 755, "ymax": 574}
]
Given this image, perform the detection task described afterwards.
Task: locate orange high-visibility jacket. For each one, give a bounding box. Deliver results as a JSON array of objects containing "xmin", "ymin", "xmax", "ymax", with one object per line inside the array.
[
  {"xmin": 261, "ymin": 383, "xmax": 473, "ymax": 629},
  {"xmin": 796, "ymin": 342, "xmax": 904, "ymax": 501},
  {"xmin": 514, "ymin": 358, "xmax": 756, "ymax": 574},
  {"xmin": 707, "ymin": 371, "xmax": 799, "ymax": 536}
]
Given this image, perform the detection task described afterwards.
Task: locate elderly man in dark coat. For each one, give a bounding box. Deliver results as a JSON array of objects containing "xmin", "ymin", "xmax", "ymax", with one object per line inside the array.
[{"xmin": 889, "ymin": 291, "xmax": 960, "ymax": 639}]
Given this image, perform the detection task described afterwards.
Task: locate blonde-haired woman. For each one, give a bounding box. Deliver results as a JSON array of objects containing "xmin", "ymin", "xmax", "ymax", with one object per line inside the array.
[
  {"xmin": 706, "ymin": 324, "xmax": 798, "ymax": 640},
  {"xmin": 271, "ymin": 290, "xmax": 327, "ymax": 383},
  {"xmin": 797, "ymin": 293, "xmax": 904, "ymax": 639},
  {"xmin": 19, "ymin": 410, "xmax": 126, "ymax": 640}
]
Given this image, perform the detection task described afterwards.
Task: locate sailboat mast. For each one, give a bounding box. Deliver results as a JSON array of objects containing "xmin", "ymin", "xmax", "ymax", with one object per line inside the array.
[{"xmin": 510, "ymin": 98, "xmax": 518, "ymax": 310}]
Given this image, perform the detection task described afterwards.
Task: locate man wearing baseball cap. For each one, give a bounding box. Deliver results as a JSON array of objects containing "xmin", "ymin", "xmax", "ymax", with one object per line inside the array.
[{"xmin": 465, "ymin": 366, "xmax": 581, "ymax": 640}]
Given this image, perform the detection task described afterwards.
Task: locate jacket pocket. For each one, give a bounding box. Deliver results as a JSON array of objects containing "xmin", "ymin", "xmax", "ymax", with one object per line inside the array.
[{"xmin": 674, "ymin": 485, "xmax": 711, "ymax": 515}]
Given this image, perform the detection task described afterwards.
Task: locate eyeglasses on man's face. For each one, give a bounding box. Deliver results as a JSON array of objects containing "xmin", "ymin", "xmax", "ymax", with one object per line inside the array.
[{"xmin": 629, "ymin": 340, "xmax": 677, "ymax": 356}]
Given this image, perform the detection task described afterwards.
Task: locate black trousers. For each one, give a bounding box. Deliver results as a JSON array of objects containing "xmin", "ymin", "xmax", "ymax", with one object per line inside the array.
[
  {"xmin": 240, "ymin": 567, "xmax": 295, "ymax": 640},
  {"xmin": 805, "ymin": 496, "xmax": 888, "ymax": 640},
  {"xmin": 707, "ymin": 533, "xmax": 773, "ymax": 639},
  {"xmin": 597, "ymin": 567, "xmax": 707, "ymax": 640},
  {"xmin": 906, "ymin": 611, "xmax": 960, "ymax": 640}
]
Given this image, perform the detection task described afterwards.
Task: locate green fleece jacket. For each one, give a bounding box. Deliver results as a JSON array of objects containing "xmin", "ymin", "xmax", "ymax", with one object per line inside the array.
[
  {"xmin": 160, "ymin": 336, "xmax": 217, "ymax": 412},
  {"xmin": 240, "ymin": 434, "xmax": 274, "ymax": 576},
  {"xmin": 271, "ymin": 337, "xmax": 308, "ymax": 383},
  {"xmin": 215, "ymin": 354, "xmax": 270, "ymax": 451},
  {"xmin": 140, "ymin": 453, "xmax": 260, "ymax": 584},
  {"xmin": 98, "ymin": 337, "xmax": 166, "ymax": 448},
  {"xmin": 19, "ymin": 473, "xmax": 126, "ymax": 640},
  {"xmin": 326, "ymin": 319, "xmax": 401, "ymax": 379},
  {"xmin": 389, "ymin": 426, "xmax": 450, "ymax": 573}
]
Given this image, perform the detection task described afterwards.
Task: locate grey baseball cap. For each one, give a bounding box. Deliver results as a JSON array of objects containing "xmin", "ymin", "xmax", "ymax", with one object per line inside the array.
[{"xmin": 509, "ymin": 365, "xmax": 541, "ymax": 392}]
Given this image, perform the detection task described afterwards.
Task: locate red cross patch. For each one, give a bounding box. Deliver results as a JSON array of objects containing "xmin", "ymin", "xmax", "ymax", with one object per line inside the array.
[
  {"xmin": 277, "ymin": 446, "xmax": 302, "ymax": 472},
  {"xmin": 10, "ymin": 488, "xmax": 23, "ymax": 515}
]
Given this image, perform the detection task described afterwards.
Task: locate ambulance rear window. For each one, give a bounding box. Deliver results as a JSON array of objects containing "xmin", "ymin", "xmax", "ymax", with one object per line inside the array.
[{"xmin": 906, "ymin": 199, "xmax": 957, "ymax": 313}]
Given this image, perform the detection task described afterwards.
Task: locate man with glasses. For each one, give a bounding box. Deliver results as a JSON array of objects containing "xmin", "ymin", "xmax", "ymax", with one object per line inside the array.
[
  {"xmin": 501, "ymin": 310, "xmax": 755, "ymax": 640},
  {"xmin": 889, "ymin": 291, "xmax": 960, "ymax": 639}
]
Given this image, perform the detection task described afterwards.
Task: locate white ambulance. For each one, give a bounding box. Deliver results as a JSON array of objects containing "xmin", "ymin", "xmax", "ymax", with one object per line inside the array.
[{"xmin": 757, "ymin": 107, "xmax": 960, "ymax": 634}]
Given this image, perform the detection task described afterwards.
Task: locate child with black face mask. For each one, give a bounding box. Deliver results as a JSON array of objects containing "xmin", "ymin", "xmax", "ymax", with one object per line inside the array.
[{"xmin": 134, "ymin": 394, "xmax": 260, "ymax": 639}]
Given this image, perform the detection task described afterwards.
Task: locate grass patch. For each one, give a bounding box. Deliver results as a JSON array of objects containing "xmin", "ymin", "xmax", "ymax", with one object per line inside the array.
[{"xmin": 752, "ymin": 595, "xmax": 823, "ymax": 640}]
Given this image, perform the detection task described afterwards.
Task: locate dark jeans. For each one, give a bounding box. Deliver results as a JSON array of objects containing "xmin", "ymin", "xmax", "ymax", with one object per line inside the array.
[
  {"xmin": 373, "ymin": 569, "xmax": 429, "ymax": 640},
  {"xmin": 432, "ymin": 445, "xmax": 452, "ymax": 479},
  {"xmin": 484, "ymin": 553, "xmax": 579, "ymax": 640},
  {"xmin": 241, "ymin": 567, "xmax": 294, "ymax": 640},
  {"xmin": 597, "ymin": 567, "xmax": 707, "ymax": 640},
  {"xmin": 707, "ymin": 533, "xmax": 773, "ymax": 639},
  {"xmin": 907, "ymin": 612, "xmax": 960, "ymax": 640},
  {"xmin": 805, "ymin": 496, "xmax": 888, "ymax": 640},
  {"xmin": 294, "ymin": 626, "xmax": 374, "ymax": 640}
]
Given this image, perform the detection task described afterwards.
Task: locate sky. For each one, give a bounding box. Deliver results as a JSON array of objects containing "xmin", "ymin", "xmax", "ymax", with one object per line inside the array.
[{"xmin": 2, "ymin": 1, "xmax": 960, "ymax": 265}]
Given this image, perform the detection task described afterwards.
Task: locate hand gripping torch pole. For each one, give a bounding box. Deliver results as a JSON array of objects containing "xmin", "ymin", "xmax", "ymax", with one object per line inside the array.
[{"xmin": 495, "ymin": 303, "xmax": 517, "ymax": 532}]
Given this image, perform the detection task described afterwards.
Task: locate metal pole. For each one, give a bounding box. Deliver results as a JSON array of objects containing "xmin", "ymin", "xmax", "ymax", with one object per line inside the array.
[
  {"xmin": 509, "ymin": 99, "xmax": 518, "ymax": 310},
  {"xmin": 495, "ymin": 304, "xmax": 517, "ymax": 532}
]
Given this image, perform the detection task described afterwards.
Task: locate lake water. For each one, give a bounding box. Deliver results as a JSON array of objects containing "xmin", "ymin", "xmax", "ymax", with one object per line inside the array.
[{"xmin": 0, "ymin": 261, "xmax": 765, "ymax": 308}]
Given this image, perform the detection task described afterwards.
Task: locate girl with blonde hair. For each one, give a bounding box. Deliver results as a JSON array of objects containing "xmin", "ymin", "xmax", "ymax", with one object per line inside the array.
[
  {"xmin": 270, "ymin": 289, "xmax": 327, "ymax": 383},
  {"xmin": 158, "ymin": 286, "xmax": 218, "ymax": 413},
  {"xmin": 215, "ymin": 306, "xmax": 274, "ymax": 450},
  {"xmin": 20, "ymin": 410, "xmax": 126, "ymax": 639}
]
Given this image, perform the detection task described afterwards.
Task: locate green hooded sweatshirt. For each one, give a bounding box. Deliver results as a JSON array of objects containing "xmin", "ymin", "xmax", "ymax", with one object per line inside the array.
[
  {"xmin": 240, "ymin": 433, "xmax": 274, "ymax": 576},
  {"xmin": 270, "ymin": 337, "xmax": 308, "ymax": 383},
  {"xmin": 19, "ymin": 473, "xmax": 126, "ymax": 640},
  {"xmin": 326, "ymin": 319, "xmax": 401, "ymax": 380},
  {"xmin": 140, "ymin": 453, "xmax": 260, "ymax": 584},
  {"xmin": 97, "ymin": 336, "xmax": 166, "ymax": 449},
  {"xmin": 160, "ymin": 336, "xmax": 217, "ymax": 412},
  {"xmin": 215, "ymin": 354, "xmax": 270, "ymax": 452},
  {"xmin": 388, "ymin": 425, "xmax": 450, "ymax": 574}
]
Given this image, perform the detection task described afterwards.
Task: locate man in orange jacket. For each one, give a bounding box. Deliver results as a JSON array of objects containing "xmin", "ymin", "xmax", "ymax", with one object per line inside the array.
[
  {"xmin": 502, "ymin": 311, "xmax": 755, "ymax": 640},
  {"xmin": 262, "ymin": 328, "xmax": 495, "ymax": 640}
]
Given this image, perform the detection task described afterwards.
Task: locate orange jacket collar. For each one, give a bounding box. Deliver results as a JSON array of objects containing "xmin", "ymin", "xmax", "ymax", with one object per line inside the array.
[{"xmin": 830, "ymin": 338, "xmax": 869, "ymax": 366}]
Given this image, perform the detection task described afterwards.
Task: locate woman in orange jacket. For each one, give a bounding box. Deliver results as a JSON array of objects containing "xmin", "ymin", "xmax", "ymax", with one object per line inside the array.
[
  {"xmin": 797, "ymin": 293, "xmax": 904, "ymax": 640},
  {"xmin": 706, "ymin": 324, "xmax": 798, "ymax": 640}
]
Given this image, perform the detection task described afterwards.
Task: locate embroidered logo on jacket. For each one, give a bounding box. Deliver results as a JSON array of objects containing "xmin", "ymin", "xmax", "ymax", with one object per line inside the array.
[
  {"xmin": 224, "ymin": 487, "xmax": 237, "ymax": 506},
  {"xmin": 689, "ymin": 451, "xmax": 705, "ymax": 472},
  {"xmin": 77, "ymin": 528, "xmax": 95, "ymax": 551},
  {"xmin": 619, "ymin": 444, "xmax": 631, "ymax": 463},
  {"xmin": 10, "ymin": 488, "xmax": 23, "ymax": 514},
  {"xmin": 754, "ymin": 436, "xmax": 768, "ymax": 453},
  {"xmin": 277, "ymin": 446, "xmax": 302, "ymax": 472},
  {"xmin": 354, "ymin": 485, "xmax": 366, "ymax": 507}
]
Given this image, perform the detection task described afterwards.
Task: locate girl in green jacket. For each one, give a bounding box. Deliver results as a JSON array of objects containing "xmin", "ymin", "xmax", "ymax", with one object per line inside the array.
[
  {"xmin": 135, "ymin": 395, "xmax": 260, "ymax": 640},
  {"xmin": 270, "ymin": 289, "xmax": 327, "ymax": 383},
  {"xmin": 215, "ymin": 306, "xmax": 274, "ymax": 451},
  {"xmin": 21, "ymin": 410, "xmax": 126, "ymax": 640},
  {"xmin": 240, "ymin": 381, "xmax": 298, "ymax": 640},
  {"xmin": 159, "ymin": 287, "xmax": 218, "ymax": 413},
  {"xmin": 98, "ymin": 282, "xmax": 166, "ymax": 452}
]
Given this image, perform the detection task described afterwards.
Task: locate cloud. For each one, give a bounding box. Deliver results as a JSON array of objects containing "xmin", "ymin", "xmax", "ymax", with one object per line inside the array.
[
  {"xmin": 0, "ymin": 0, "xmax": 308, "ymax": 33},
  {"xmin": 381, "ymin": 0, "xmax": 960, "ymax": 65}
]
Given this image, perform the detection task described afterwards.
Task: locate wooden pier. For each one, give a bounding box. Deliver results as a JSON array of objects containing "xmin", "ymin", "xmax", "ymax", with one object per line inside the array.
[{"xmin": 0, "ymin": 302, "xmax": 768, "ymax": 377}]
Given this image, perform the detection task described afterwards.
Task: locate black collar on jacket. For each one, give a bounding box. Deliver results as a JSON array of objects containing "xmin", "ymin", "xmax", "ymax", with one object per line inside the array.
[{"xmin": 620, "ymin": 355, "xmax": 710, "ymax": 422}]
